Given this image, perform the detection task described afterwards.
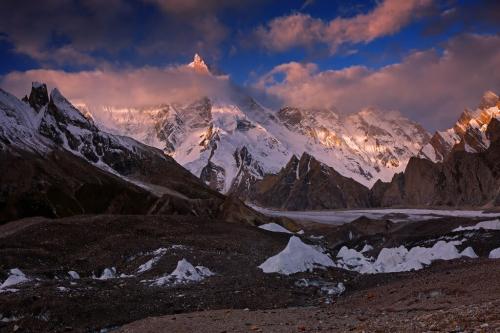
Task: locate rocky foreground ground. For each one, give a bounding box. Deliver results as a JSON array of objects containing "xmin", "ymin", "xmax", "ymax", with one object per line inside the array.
[
  {"xmin": 0, "ymin": 214, "xmax": 499, "ymax": 332},
  {"xmin": 120, "ymin": 260, "xmax": 500, "ymax": 332}
]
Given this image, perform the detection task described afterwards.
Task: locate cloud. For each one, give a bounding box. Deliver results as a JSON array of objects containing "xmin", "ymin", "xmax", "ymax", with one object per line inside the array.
[
  {"xmin": 0, "ymin": 0, "xmax": 247, "ymax": 66},
  {"xmin": 0, "ymin": 63, "xmax": 234, "ymax": 113},
  {"xmin": 3, "ymin": 32, "xmax": 499, "ymax": 133},
  {"xmin": 256, "ymin": 33, "xmax": 500, "ymax": 130},
  {"xmin": 423, "ymin": 0, "xmax": 500, "ymax": 36},
  {"xmin": 144, "ymin": 0, "xmax": 245, "ymax": 14},
  {"xmin": 300, "ymin": 0, "xmax": 315, "ymax": 11},
  {"xmin": 256, "ymin": 0, "xmax": 433, "ymax": 53},
  {"xmin": 0, "ymin": 0, "xmax": 135, "ymax": 66}
]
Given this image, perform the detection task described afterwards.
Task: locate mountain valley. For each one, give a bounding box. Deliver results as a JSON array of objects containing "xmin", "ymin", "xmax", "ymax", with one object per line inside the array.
[{"xmin": 0, "ymin": 59, "xmax": 499, "ymax": 333}]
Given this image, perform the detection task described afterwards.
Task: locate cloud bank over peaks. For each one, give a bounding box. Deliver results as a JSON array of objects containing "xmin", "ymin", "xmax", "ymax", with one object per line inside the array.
[
  {"xmin": 256, "ymin": 33, "xmax": 500, "ymax": 130},
  {"xmin": 1, "ymin": 56, "xmax": 235, "ymax": 111}
]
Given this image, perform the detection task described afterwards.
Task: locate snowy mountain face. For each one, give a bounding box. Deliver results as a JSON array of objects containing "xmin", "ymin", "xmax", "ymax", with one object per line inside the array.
[
  {"xmin": 419, "ymin": 91, "xmax": 500, "ymax": 162},
  {"xmin": 0, "ymin": 82, "xmax": 289, "ymax": 225},
  {"xmin": 0, "ymin": 82, "xmax": 226, "ymax": 201},
  {"xmin": 95, "ymin": 96, "xmax": 290, "ymax": 194},
  {"xmin": 372, "ymin": 116, "xmax": 500, "ymax": 207},
  {"xmin": 275, "ymin": 106, "xmax": 430, "ymax": 186},
  {"xmin": 87, "ymin": 54, "xmax": 431, "ymax": 195}
]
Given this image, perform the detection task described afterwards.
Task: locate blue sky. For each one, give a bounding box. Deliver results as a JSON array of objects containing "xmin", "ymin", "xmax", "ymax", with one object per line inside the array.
[
  {"xmin": 0, "ymin": 0, "xmax": 499, "ymax": 130},
  {"xmin": 0, "ymin": 0, "xmax": 480, "ymax": 79}
]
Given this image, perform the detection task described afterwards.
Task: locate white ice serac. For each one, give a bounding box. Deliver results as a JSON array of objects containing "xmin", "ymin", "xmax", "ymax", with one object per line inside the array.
[{"xmin": 259, "ymin": 236, "xmax": 335, "ymax": 275}]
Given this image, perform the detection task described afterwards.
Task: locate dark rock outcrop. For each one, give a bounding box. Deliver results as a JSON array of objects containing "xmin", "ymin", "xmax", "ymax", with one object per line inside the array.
[
  {"xmin": 28, "ymin": 82, "xmax": 49, "ymax": 111},
  {"xmin": 0, "ymin": 146, "xmax": 157, "ymax": 222},
  {"xmin": 372, "ymin": 118, "xmax": 500, "ymax": 207},
  {"xmin": 228, "ymin": 146, "xmax": 264, "ymax": 198},
  {"xmin": 1, "ymin": 84, "xmax": 285, "ymax": 226},
  {"xmin": 249, "ymin": 153, "xmax": 372, "ymax": 210}
]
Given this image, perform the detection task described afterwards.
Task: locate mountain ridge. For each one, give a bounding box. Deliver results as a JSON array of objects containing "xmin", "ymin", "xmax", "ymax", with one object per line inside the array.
[
  {"xmin": 0, "ymin": 82, "xmax": 283, "ymax": 226},
  {"xmin": 372, "ymin": 116, "xmax": 500, "ymax": 207},
  {"xmin": 82, "ymin": 54, "xmax": 432, "ymax": 196},
  {"xmin": 418, "ymin": 91, "xmax": 500, "ymax": 162}
]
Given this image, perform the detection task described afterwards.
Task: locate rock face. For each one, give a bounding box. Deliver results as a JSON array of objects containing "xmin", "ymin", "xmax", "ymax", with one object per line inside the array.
[
  {"xmin": 253, "ymin": 91, "xmax": 500, "ymax": 211},
  {"xmin": 419, "ymin": 91, "xmax": 499, "ymax": 162},
  {"xmin": 28, "ymin": 82, "xmax": 49, "ymax": 111},
  {"xmin": 0, "ymin": 83, "xmax": 281, "ymax": 225},
  {"xmin": 0, "ymin": 145, "xmax": 157, "ymax": 222},
  {"xmin": 373, "ymin": 118, "xmax": 500, "ymax": 207},
  {"xmin": 249, "ymin": 153, "xmax": 371, "ymax": 210}
]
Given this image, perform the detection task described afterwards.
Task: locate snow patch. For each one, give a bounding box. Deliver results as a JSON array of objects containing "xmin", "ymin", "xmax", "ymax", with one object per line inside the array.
[
  {"xmin": 453, "ymin": 219, "xmax": 500, "ymax": 232},
  {"xmin": 0, "ymin": 314, "xmax": 23, "ymax": 323},
  {"xmin": 322, "ymin": 282, "xmax": 345, "ymax": 296},
  {"xmin": 259, "ymin": 236, "xmax": 335, "ymax": 275},
  {"xmin": 336, "ymin": 241, "xmax": 477, "ymax": 274},
  {"xmin": 258, "ymin": 223, "xmax": 293, "ymax": 234},
  {"xmin": 137, "ymin": 248, "xmax": 168, "ymax": 273},
  {"xmin": 310, "ymin": 235, "xmax": 325, "ymax": 240},
  {"xmin": 489, "ymin": 248, "xmax": 500, "ymax": 259},
  {"xmin": 150, "ymin": 259, "xmax": 214, "ymax": 286},
  {"xmin": 32, "ymin": 81, "xmax": 44, "ymax": 89},
  {"xmin": 68, "ymin": 271, "xmax": 80, "ymax": 279},
  {"xmin": 460, "ymin": 247, "xmax": 478, "ymax": 258},
  {"xmin": 136, "ymin": 245, "xmax": 187, "ymax": 274},
  {"xmin": 361, "ymin": 244, "xmax": 373, "ymax": 253},
  {"xmin": 296, "ymin": 279, "xmax": 345, "ymax": 295},
  {"xmin": 0, "ymin": 269, "xmax": 29, "ymax": 291},
  {"xmin": 336, "ymin": 246, "xmax": 375, "ymax": 274},
  {"xmin": 97, "ymin": 267, "xmax": 117, "ymax": 280}
]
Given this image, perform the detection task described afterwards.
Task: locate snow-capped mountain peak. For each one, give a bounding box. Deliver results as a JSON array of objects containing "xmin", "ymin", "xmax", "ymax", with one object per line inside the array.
[
  {"xmin": 188, "ymin": 53, "xmax": 210, "ymax": 74},
  {"xmin": 77, "ymin": 75, "xmax": 432, "ymax": 195},
  {"xmin": 419, "ymin": 91, "xmax": 499, "ymax": 162}
]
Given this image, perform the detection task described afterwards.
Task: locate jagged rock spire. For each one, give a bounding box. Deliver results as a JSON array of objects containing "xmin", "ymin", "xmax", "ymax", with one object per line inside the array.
[
  {"xmin": 28, "ymin": 82, "xmax": 49, "ymax": 112},
  {"xmin": 188, "ymin": 53, "xmax": 210, "ymax": 74}
]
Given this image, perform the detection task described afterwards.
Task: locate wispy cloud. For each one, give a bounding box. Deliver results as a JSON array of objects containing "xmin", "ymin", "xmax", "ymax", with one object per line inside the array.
[
  {"xmin": 255, "ymin": 0, "xmax": 434, "ymax": 53},
  {"xmin": 143, "ymin": 0, "xmax": 250, "ymax": 14}
]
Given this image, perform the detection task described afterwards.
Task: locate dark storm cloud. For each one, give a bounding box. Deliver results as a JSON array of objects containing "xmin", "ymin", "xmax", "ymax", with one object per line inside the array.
[
  {"xmin": 0, "ymin": 0, "xmax": 134, "ymax": 66},
  {"xmin": 423, "ymin": 0, "xmax": 500, "ymax": 36}
]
